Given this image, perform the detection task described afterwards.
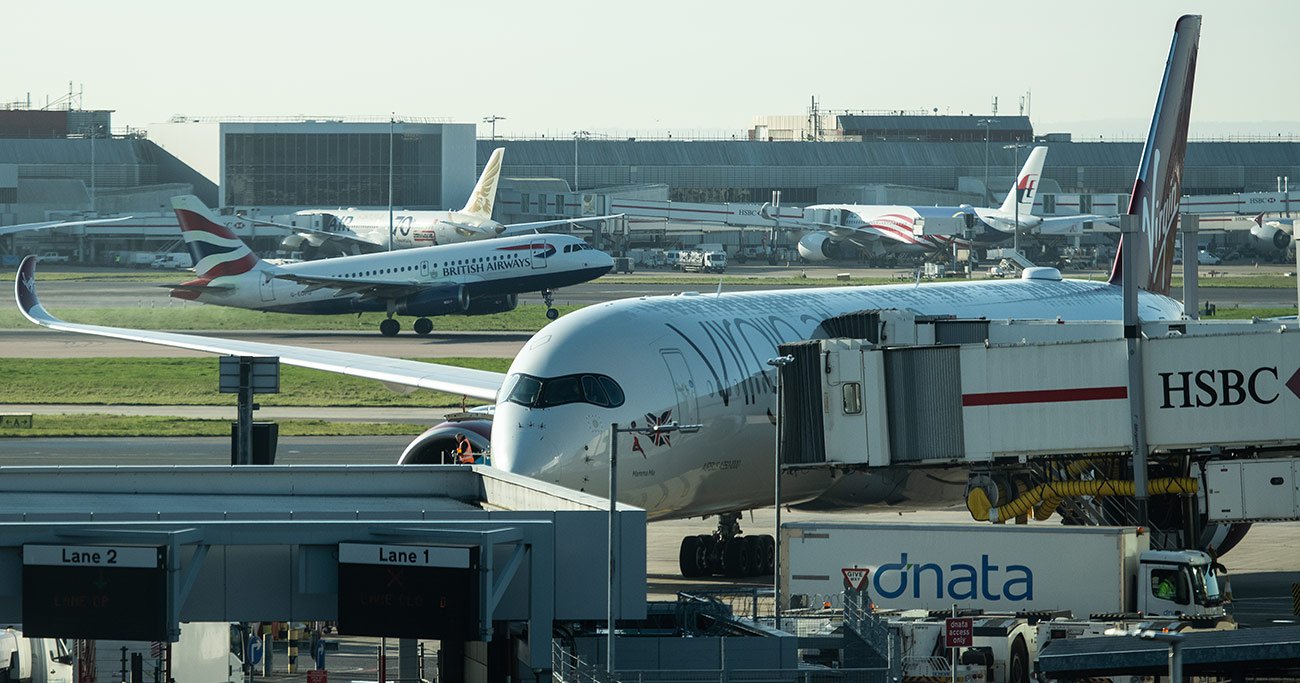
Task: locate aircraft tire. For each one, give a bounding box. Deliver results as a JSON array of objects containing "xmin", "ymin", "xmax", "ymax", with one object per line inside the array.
[
  {"xmin": 679, "ymin": 535, "xmax": 707, "ymax": 577},
  {"xmin": 413, "ymin": 318, "xmax": 433, "ymax": 336},
  {"xmin": 722, "ymin": 537, "xmax": 754, "ymax": 577},
  {"xmin": 545, "ymin": 307, "xmax": 560, "ymax": 321},
  {"xmin": 379, "ymin": 318, "xmax": 400, "ymax": 337},
  {"xmin": 745, "ymin": 536, "xmax": 768, "ymax": 576}
]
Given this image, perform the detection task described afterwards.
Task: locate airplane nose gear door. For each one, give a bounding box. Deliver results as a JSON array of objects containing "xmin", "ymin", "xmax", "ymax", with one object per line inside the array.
[{"xmin": 660, "ymin": 349, "xmax": 699, "ymax": 426}]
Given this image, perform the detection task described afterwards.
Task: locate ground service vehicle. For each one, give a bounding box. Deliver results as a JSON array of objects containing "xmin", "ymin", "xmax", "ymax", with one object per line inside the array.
[
  {"xmin": 679, "ymin": 249, "xmax": 727, "ymax": 273},
  {"xmin": 150, "ymin": 252, "xmax": 193, "ymax": 269},
  {"xmin": 36, "ymin": 252, "xmax": 68, "ymax": 264},
  {"xmin": 783, "ymin": 523, "xmax": 1228, "ymax": 621},
  {"xmin": 0, "ymin": 629, "xmax": 72, "ymax": 683}
]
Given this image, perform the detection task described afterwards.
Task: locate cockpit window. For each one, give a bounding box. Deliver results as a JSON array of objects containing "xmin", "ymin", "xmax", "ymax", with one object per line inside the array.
[{"xmin": 503, "ymin": 372, "xmax": 625, "ymax": 408}]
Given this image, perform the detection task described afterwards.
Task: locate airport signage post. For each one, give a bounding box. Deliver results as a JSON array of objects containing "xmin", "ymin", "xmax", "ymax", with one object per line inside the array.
[
  {"xmin": 219, "ymin": 355, "xmax": 280, "ymax": 465},
  {"xmin": 21, "ymin": 544, "xmax": 169, "ymax": 640},
  {"xmin": 336, "ymin": 543, "xmax": 481, "ymax": 640}
]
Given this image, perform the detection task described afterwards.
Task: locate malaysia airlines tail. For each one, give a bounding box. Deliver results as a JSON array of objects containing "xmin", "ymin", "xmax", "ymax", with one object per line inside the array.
[
  {"xmin": 172, "ymin": 195, "xmax": 267, "ymax": 279},
  {"xmin": 459, "ymin": 147, "xmax": 505, "ymax": 219},
  {"xmin": 997, "ymin": 145, "xmax": 1047, "ymax": 217},
  {"xmin": 1108, "ymin": 14, "xmax": 1200, "ymax": 296}
]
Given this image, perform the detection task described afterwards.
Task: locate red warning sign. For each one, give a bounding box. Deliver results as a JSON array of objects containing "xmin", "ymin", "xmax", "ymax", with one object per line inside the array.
[
  {"xmin": 841, "ymin": 566, "xmax": 869, "ymax": 592},
  {"xmin": 945, "ymin": 617, "xmax": 974, "ymax": 647}
]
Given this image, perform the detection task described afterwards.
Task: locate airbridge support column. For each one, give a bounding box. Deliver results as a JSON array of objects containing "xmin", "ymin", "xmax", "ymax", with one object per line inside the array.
[
  {"xmin": 1182, "ymin": 214, "xmax": 1199, "ymax": 319},
  {"xmin": 1120, "ymin": 214, "xmax": 1150, "ymax": 527}
]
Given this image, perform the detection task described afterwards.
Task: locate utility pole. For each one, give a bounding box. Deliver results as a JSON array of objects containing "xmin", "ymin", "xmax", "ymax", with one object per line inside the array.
[
  {"xmin": 978, "ymin": 119, "xmax": 997, "ymax": 204},
  {"xmin": 572, "ymin": 130, "xmax": 590, "ymax": 192},
  {"xmin": 388, "ymin": 115, "xmax": 395, "ymax": 251}
]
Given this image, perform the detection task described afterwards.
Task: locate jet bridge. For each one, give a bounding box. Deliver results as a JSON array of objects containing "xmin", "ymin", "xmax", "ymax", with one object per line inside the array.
[
  {"xmin": 0, "ymin": 465, "xmax": 646, "ymax": 682},
  {"xmin": 778, "ymin": 310, "xmax": 1300, "ymax": 527}
]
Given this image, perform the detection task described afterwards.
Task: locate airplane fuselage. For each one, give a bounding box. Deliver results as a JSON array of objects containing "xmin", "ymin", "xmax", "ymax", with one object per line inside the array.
[
  {"xmin": 301, "ymin": 209, "xmax": 506, "ymax": 250},
  {"xmin": 491, "ymin": 275, "xmax": 1185, "ymax": 521},
  {"xmin": 807, "ymin": 204, "xmax": 1036, "ymax": 253},
  {"xmin": 177, "ymin": 235, "xmax": 609, "ymax": 314}
]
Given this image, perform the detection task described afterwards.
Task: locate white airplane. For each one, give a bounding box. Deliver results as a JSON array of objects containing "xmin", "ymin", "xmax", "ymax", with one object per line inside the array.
[
  {"xmin": 167, "ymin": 195, "xmax": 613, "ymax": 336},
  {"xmin": 1251, "ymin": 212, "xmax": 1295, "ymax": 251},
  {"xmin": 273, "ymin": 148, "xmax": 621, "ymax": 254},
  {"xmin": 782, "ymin": 146, "xmax": 1113, "ymax": 261},
  {"xmin": 0, "ymin": 215, "xmax": 131, "ymax": 237},
  {"xmin": 15, "ymin": 17, "xmax": 1232, "ymax": 576}
]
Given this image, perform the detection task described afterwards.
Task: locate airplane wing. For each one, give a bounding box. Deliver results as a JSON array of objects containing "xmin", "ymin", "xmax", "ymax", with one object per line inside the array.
[
  {"xmin": 0, "ymin": 216, "xmax": 132, "ymax": 237},
  {"xmin": 250, "ymin": 219, "xmax": 382, "ymax": 250},
  {"xmin": 15, "ymin": 256, "xmax": 504, "ymax": 401},
  {"xmin": 498, "ymin": 214, "xmax": 624, "ymax": 235},
  {"xmin": 1036, "ymin": 214, "xmax": 1117, "ymax": 235},
  {"xmin": 270, "ymin": 272, "xmax": 431, "ymax": 299}
]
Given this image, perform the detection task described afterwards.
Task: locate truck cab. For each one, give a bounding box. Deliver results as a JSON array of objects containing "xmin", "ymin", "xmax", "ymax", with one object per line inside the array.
[
  {"xmin": 1136, "ymin": 549, "xmax": 1225, "ymax": 619},
  {"xmin": 0, "ymin": 628, "xmax": 73, "ymax": 683}
]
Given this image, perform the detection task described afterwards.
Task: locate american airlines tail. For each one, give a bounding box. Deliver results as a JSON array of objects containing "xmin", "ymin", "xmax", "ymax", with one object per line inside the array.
[
  {"xmin": 172, "ymin": 195, "xmax": 266, "ymax": 279},
  {"xmin": 1108, "ymin": 14, "xmax": 1200, "ymax": 296},
  {"xmin": 460, "ymin": 147, "xmax": 505, "ymax": 218},
  {"xmin": 997, "ymin": 145, "xmax": 1047, "ymax": 217}
]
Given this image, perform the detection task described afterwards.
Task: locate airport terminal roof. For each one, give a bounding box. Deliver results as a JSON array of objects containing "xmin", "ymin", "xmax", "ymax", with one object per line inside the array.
[
  {"xmin": 0, "ymin": 137, "xmax": 152, "ymax": 165},
  {"xmin": 481, "ymin": 139, "xmax": 1300, "ymax": 169}
]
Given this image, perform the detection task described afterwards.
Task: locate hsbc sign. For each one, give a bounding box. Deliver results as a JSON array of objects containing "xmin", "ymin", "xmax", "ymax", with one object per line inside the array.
[{"xmin": 1158, "ymin": 367, "xmax": 1288, "ymax": 409}]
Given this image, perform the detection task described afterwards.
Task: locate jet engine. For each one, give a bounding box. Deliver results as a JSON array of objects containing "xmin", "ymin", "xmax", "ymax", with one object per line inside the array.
[
  {"xmin": 397, "ymin": 416, "xmax": 492, "ymax": 464},
  {"xmin": 797, "ymin": 232, "xmax": 841, "ymax": 262},
  {"xmin": 395, "ymin": 284, "xmax": 470, "ymax": 317},
  {"xmin": 1251, "ymin": 220, "xmax": 1293, "ymax": 250},
  {"xmin": 464, "ymin": 293, "xmax": 518, "ymax": 315}
]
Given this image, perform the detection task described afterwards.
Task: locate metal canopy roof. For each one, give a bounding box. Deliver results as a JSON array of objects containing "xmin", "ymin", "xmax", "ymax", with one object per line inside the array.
[{"xmin": 1036, "ymin": 626, "xmax": 1300, "ymax": 675}]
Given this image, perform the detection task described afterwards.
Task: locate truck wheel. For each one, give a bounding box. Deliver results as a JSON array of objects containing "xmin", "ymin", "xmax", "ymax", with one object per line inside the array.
[{"xmin": 1008, "ymin": 635, "xmax": 1029, "ymax": 683}]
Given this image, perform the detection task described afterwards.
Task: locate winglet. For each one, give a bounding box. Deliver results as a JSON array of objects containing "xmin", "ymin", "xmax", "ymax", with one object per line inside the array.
[
  {"xmin": 15, "ymin": 255, "xmax": 52, "ymax": 327},
  {"xmin": 1108, "ymin": 14, "xmax": 1201, "ymax": 295}
]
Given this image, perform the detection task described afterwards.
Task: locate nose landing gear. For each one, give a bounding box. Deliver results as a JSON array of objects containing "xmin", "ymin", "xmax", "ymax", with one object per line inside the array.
[
  {"xmin": 678, "ymin": 512, "xmax": 775, "ymax": 578},
  {"xmin": 542, "ymin": 289, "xmax": 559, "ymax": 320}
]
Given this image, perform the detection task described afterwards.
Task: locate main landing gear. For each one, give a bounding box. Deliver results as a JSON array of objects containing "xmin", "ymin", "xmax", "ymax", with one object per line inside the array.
[
  {"xmin": 678, "ymin": 512, "xmax": 775, "ymax": 578},
  {"xmin": 413, "ymin": 317, "xmax": 433, "ymax": 336},
  {"xmin": 542, "ymin": 289, "xmax": 559, "ymax": 320},
  {"xmin": 379, "ymin": 317, "xmax": 400, "ymax": 337}
]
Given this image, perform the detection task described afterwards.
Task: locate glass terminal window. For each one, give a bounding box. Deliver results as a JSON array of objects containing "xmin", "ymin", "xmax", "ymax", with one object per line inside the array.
[{"xmin": 502, "ymin": 373, "xmax": 624, "ymax": 409}]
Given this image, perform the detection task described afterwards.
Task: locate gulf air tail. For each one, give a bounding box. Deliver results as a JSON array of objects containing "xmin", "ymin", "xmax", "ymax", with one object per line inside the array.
[
  {"xmin": 460, "ymin": 147, "xmax": 505, "ymax": 218},
  {"xmin": 998, "ymin": 146, "xmax": 1047, "ymax": 216},
  {"xmin": 172, "ymin": 195, "xmax": 266, "ymax": 279},
  {"xmin": 1108, "ymin": 14, "xmax": 1200, "ymax": 296}
]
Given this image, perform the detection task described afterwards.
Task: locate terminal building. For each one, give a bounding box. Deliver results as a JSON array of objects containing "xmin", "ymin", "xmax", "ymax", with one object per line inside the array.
[{"xmin": 2, "ymin": 104, "xmax": 1298, "ymax": 262}]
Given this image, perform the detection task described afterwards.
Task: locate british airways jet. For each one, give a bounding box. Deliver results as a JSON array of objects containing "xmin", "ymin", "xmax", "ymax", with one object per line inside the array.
[
  {"xmin": 167, "ymin": 195, "xmax": 613, "ymax": 336},
  {"xmin": 15, "ymin": 17, "xmax": 1231, "ymax": 576}
]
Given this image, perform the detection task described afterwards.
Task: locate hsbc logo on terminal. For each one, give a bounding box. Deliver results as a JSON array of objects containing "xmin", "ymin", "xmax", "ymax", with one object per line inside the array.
[{"xmin": 1158, "ymin": 367, "xmax": 1298, "ymax": 409}]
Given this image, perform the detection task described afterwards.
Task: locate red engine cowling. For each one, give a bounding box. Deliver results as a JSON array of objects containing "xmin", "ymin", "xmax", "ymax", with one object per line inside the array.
[{"xmin": 398, "ymin": 418, "xmax": 492, "ymax": 464}]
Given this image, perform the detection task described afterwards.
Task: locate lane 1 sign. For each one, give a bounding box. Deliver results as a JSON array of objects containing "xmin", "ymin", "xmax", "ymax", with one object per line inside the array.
[{"xmin": 945, "ymin": 617, "xmax": 974, "ymax": 648}]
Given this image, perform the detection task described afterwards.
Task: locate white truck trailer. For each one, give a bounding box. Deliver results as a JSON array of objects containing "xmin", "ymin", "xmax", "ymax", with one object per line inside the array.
[
  {"xmin": 0, "ymin": 628, "xmax": 72, "ymax": 683},
  {"xmin": 679, "ymin": 249, "xmax": 727, "ymax": 273},
  {"xmin": 782, "ymin": 522, "xmax": 1227, "ymax": 621}
]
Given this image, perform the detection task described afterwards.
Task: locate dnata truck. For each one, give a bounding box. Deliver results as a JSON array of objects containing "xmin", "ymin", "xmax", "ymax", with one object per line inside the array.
[
  {"xmin": 0, "ymin": 628, "xmax": 72, "ymax": 683},
  {"xmin": 782, "ymin": 523, "xmax": 1227, "ymax": 621},
  {"xmin": 679, "ymin": 249, "xmax": 727, "ymax": 273}
]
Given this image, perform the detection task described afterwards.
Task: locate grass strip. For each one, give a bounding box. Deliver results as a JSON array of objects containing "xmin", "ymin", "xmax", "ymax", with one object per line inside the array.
[
  {"xmin": 0, "ymin": 357, "xmax": 510, "ymax": 407},
  {"xmin": 0, "ymin": 414, "xmax": 428, "ymax": 438}
]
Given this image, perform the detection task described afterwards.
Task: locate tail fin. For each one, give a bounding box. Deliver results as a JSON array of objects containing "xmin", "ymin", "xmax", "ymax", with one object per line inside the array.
[
  {"xmin": 171, "ymin": 195, "xmax": 264, "ymax": 278},
  {"xmin": 460, "ymin": 147, "xmax": 505, "ymax": 218},
  {"xmin": 1108, "ymin": 15, "xmax": 1201, "ymax": 295},
  {"xmin": 997, "ymin": 146, "xmax": 1048, "ymax": 216}
]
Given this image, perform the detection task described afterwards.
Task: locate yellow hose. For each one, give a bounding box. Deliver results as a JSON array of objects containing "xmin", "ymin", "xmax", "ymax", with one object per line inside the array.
[
  {"xmin": 967, "ymin": 477, "xmax": 1199, "ymax": 523},
  {"xmin": 1034, "ymin": 460, "xmax": 1096, "ymax": 521}
]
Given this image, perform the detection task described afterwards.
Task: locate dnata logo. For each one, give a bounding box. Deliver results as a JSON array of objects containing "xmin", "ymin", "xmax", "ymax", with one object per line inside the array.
[{"xmin": 872, "ymin": 553, "xmax": 1033, "ymax": 602}]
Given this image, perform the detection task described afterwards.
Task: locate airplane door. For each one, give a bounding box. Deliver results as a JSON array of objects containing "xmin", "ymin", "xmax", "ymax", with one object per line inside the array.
[
  {"xmin": 259, "ymin": 272, "xmax": 275, "ymax": 302},
  {"xmin": 420, "ymin": 259, "xmax": 429, "ymax": 278},
  {"xmin": 531, "ymin": 241, "xmax": 547, "ymax": 270},
  {"xmin": 660, "ymin": 349, "xmax": 699, "ymax": 425}
]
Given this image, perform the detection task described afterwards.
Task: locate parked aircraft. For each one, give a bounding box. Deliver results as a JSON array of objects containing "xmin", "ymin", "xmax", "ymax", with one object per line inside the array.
[
  {"xmin": 168, "ymin": 195, "xmax": 613, "ymax": 336},
  {"xmin": 778, "ymin": 146, "xmax": 1112, "ymax": 261},
  {"xmin": 15, "ymin": 17, "xmax": 1230, "ymax": 576},
  {"xmin": 1251, "ymin": 212, "xmax": 1295, "ymax": 251},
  {"xmin": 273, "ymin": 148, "xmax": 620, "ymax": 254}
]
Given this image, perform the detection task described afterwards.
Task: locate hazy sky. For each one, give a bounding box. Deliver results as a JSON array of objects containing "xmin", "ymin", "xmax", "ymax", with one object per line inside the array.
[{"xmin": 5, "ymin": 0, "xmax": 1297, "ymax": 140}]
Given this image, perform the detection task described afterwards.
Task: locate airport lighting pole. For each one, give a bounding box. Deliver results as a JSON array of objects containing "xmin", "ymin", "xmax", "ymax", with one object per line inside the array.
[
  {"xmin": 767, "ymin": 354, "xmax": 794, "ymax": 632},
  {"xmin": 977, "ymin": 119, "xmax": 997, "ymax": 204},
  {"xmin": 1003, "ymin": 142, "xmax": 1029, "ymax": 256},
  {"xmin": 388, "ymin": 115, "xmax": 396, "ymax": 252},
  {"xmin": 572, "ymin": 130, "xmax": 590, "ymax": 192},
  {"xmin": 608, "ymin": 420, "xmax": 700, "ymax": 675},
  {"xmin": 482, "ymin": 115, "xmax": 506, "ymax": 140}
]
